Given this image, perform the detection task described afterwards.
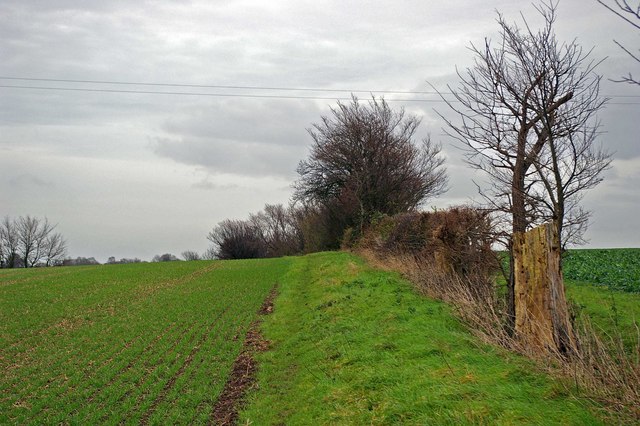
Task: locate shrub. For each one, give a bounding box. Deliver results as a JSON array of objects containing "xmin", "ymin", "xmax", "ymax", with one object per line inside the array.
[{"xmin": 359, "ymin": 207, "xmax": 498, "ymax": 290}]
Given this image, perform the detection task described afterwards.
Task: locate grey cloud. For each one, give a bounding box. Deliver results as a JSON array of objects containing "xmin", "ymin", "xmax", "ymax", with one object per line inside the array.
[
  {"xmin": 581, "ymin": 159, "xmax": 640, "ymax": 247},
  {"xmin": 154, "ymin": 136, "xmax": 306, "ymax": 178},
  {"xmin": 598, "ymin": 104, "xmax": 640, "ymax": 159},
  {"xmin": 162, "ymin": 99, "xmax": 321, "ymax": 146},
  {"xmin": 154, "ymin": 98, "xmax": 322, "ymax": 178},
  {"xmin": 1, "ymin": 0, "xmax": 637, "ymax": 257},
  {"xmin": 8, "ymin": 173, "xmax": 54, "ymax": 189},
  {"xmin": 191, "ymin": 179, "xmax": 239, "ymax": 191}
]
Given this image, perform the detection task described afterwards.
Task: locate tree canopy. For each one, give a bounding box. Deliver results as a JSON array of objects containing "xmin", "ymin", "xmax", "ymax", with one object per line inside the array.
[{"xmin": 294, "ymin": 96, "xmax": 447, "ymax": 241}]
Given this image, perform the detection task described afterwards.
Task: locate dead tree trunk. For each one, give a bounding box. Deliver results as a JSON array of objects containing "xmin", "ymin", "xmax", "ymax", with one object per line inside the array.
[{"xmin": 513, "ymin": 222, "xmax": 576, "ymax": 355}]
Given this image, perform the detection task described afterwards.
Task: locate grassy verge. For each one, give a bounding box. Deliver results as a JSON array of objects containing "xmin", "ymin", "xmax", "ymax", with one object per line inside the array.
[{"xmin": 241, "ymin": 252, "xmax": 604, "ymax": 425}]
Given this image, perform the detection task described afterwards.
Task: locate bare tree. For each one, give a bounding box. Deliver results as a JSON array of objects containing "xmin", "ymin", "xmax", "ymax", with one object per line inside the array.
[
  {"xmin": 201, "ymin": 246, "xmax": 217, "ymax": 260},
  {"xmin": 43, "ymin": 232, "xmax": 67, "ymax": 266},
  {"xmin": 16, "ymin": 216, "xmax": 59, "ymax": 267},
  {"xmin": 181, "ymin": 250, "xmax": 201, "ymax": 261},
  {"xmin": 1, "ymin": 215, "xmax": 66, "ymax": 268},
  {"xmin": 17, "ymin": 216, "xmax": 45, "ymax": 267},
  {"xmin": 437, "ymin": 2, "xmax": 610, "ymax": 324},
  {"xmin": 0, "ymin": 216, "xmax": 20, "ymax": 268},
  {"xmin": 597, "ymin": 0, "xmax": 640, "ymax": 85},
  {"xmin": 250, "ymin": 204, "xmax": 303, "ymax": 257},
  {"xmin": 152, "ymin": 253, "xmax": 180, "ymax": 262},
  {"xmin": 207, "ymin": 219, "xmax": 266, "ymax": 260},
  {"xmin": 294, "ymin": 96, "xmax": 448, "ymax": 242}
]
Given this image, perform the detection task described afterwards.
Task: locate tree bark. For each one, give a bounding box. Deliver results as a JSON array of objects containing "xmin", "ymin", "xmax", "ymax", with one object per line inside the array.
[{"xmin": 513, "ymin": 222, "xmax": 576, "ymax": 355}]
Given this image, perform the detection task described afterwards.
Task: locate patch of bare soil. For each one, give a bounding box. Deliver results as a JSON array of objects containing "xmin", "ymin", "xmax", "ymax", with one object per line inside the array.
[{"xmin": 210, "ymin": 286, "xmax": 277, "ymax": 425}]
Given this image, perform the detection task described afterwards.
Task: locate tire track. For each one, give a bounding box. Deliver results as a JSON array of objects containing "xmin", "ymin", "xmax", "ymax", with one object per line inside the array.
[{"xmin": 210, "ymin": 285, "xmax": 278, "ymax": 425}]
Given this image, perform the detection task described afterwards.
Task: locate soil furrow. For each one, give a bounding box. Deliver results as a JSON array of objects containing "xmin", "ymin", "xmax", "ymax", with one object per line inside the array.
[{"xmin": 210, "ymin": 285, "xmax": 277, "ymax": 426}]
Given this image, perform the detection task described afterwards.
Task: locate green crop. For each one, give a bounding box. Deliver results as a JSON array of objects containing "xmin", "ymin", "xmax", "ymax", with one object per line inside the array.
[
  {"xmin": 563, "ymin": 248, "xmax": 640, "ymax": 292},
  {"xmin": 496, "ymin": 248, "xmax": 639, "ymax": 293},
  {"xmin": 0, "ymin": 258, "xmax": 292, "ymax": 424}
]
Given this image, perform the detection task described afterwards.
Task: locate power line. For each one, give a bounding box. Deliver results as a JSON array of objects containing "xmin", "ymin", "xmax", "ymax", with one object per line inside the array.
[
  {"xmin": 1, "ymin": 76, "xmax": 639, "ymax": 99},
  {"xmin": 2, "ymin": 84, "xmax": 640, "ymax": 105},
  {"xmin": 0, "ymin": 76, "xmax": 444, "ymax": 95},
  {"xmin": 0, "ymin": 84, "xmax": 453, "ymax": 102}
]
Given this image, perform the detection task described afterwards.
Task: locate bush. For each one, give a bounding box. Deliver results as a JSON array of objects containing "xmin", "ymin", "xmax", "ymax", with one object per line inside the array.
[
  {"xmin": 359, "ymin": 207, "xmax": 499, "ymax": 295},
  {"xmin": 207, "ymin": 219, "xmax": 267, "ymax": 260}
]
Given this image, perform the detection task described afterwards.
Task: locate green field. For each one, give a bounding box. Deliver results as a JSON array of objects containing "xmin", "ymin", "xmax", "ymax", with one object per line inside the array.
[
  {"xmin": 0, "ymin": 258, "xmax": 292, "ymax": 424},
  {"xmin": 1, "ymin": 251, "xmax": 634, "ymax": 424},
  {"xmin": 563, "ymin": 248, "xmax": 640, "ymax": 292}
]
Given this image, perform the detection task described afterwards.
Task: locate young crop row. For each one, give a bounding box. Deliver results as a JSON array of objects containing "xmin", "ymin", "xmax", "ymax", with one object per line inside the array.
[{"xmin": 0, "ymin": 258, "xmax": 292, "ymax": 424}]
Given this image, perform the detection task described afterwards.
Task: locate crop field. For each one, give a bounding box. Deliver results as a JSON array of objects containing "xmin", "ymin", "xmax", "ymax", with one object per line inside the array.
[
  {"xmin": 563, "ymin": 248, "xmax": 640, "ymax": 292},
  {"xmin": 497, "ymin": 248, "xmax": 640, "ymax": 293},
  {"xmin": 559, "ymin": 248, "xmax": 640, "ymax": 354},
  {"xmin": 0, "ymin": 258, "xmax": 292, "ymax": 424}
]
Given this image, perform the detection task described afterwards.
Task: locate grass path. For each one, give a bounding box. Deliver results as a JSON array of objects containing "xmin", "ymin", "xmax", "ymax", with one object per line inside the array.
[{"xmin": 241, "ymin": 252, "xmax": 604, "ymax": 425}]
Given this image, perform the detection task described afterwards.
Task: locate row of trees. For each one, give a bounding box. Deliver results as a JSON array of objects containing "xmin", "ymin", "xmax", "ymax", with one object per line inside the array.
[
  {"xmin": 207, "ymin": 204, "xmax": 303, "ymax": 260},
  {"xmin": 61, "ymin": 253, "xmax": 201, "ymax": 266},
  {"xmin": 0, "ymin": 216, "xmax": 67, "ymax": 268},
  {"xmin": 0, "ymin": 218, "xmax": 202, "ymax": 267},
  {"xmin": 206, "ymin": 98, "xmax": 449, "ymax": 259},
  {"xmin": 64, "ymin": 253, "xmax": 201, "ymax": 266},
  {"xmin": 63, "ymin": 257, "xmax": 100, "ymax": 266}
]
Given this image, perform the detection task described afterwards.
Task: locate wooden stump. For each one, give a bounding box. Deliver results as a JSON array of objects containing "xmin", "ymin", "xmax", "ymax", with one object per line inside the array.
[{"xmin": 513, "ymin": 223, "xmax": 576, "ymax": 355}]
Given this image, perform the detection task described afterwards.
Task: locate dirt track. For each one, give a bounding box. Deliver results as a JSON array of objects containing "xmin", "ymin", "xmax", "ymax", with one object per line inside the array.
[{"xmin": 210, "ymin": 286, "xmax": 277, "ymax": 425}]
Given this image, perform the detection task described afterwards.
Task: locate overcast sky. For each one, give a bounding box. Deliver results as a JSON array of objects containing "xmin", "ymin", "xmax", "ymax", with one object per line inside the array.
[{"xmin": 1, "ymin": 0, "xmax": 638, "ymax": 262}]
